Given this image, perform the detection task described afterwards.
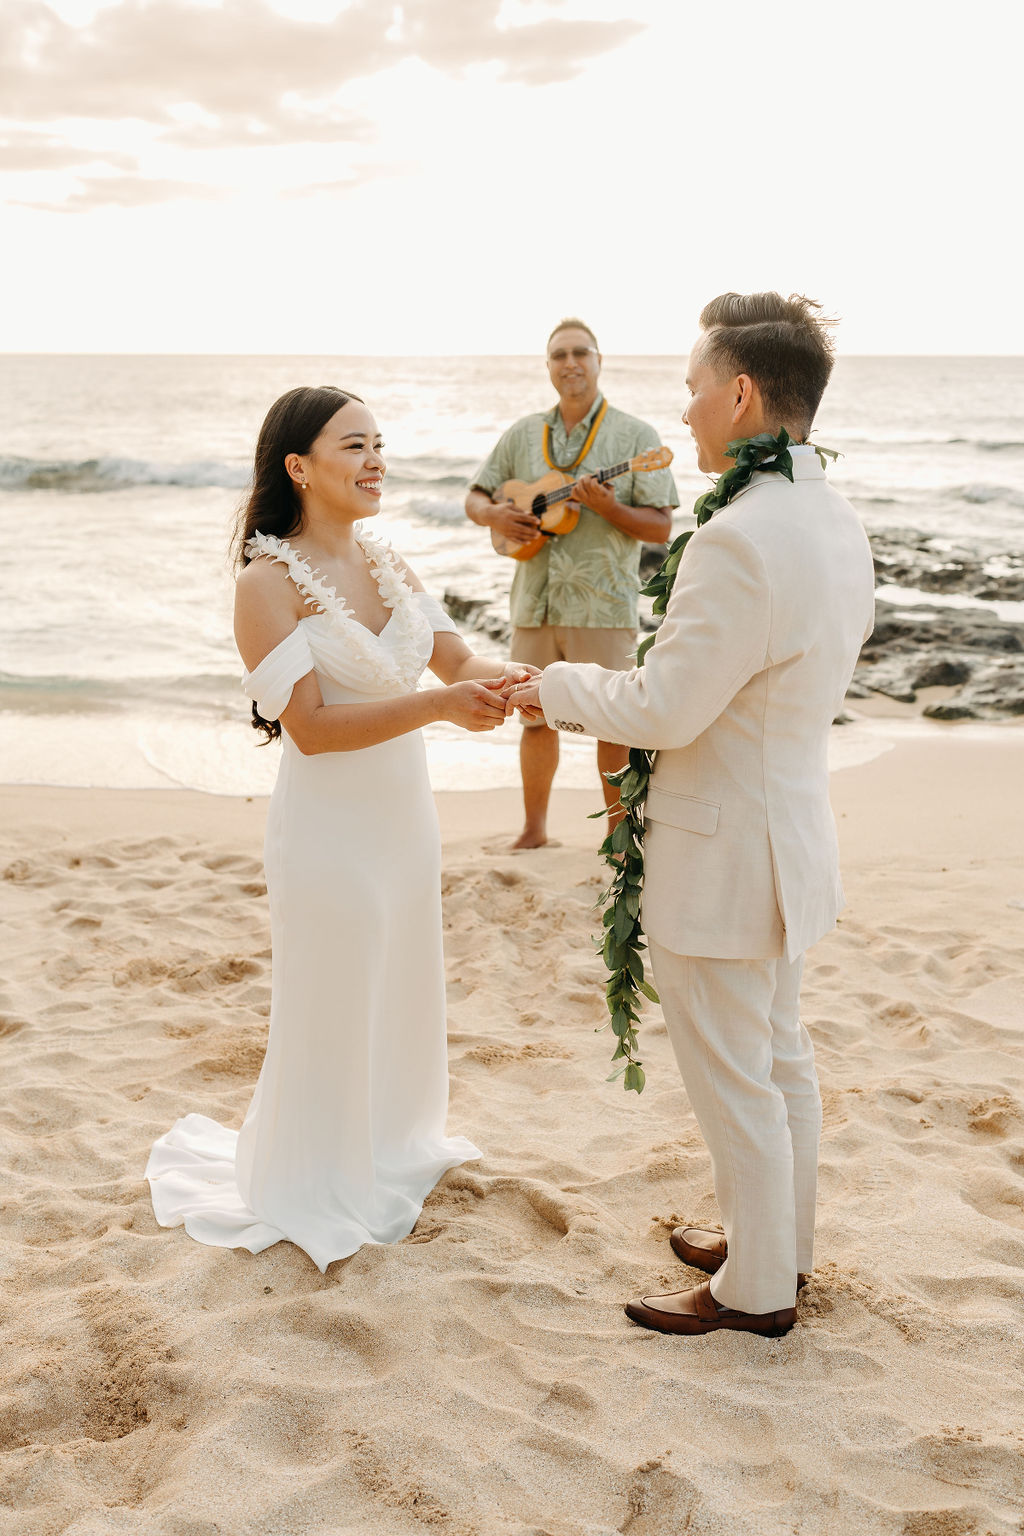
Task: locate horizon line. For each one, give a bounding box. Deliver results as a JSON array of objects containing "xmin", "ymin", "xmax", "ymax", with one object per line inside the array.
[{"xmin": 3, "ymin": 350, "xmax": 1023, "ymax": 361}]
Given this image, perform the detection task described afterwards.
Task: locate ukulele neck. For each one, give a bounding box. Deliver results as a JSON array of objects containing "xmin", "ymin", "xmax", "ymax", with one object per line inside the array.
[{"xmin": 544, "ymin": 460, "xmax": 630, "ymax": 507}]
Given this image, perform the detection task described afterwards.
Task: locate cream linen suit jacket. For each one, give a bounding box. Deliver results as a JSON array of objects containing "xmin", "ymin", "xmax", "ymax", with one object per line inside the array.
[{"xmin": 539, "ymin": 451, "xmax": 876, "ymax": 961}]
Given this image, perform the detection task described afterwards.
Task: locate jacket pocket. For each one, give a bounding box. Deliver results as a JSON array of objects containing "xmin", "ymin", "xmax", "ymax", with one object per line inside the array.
[{"xmin": 644, "ymin": 786, "xmax": 720, "ymax": 836}]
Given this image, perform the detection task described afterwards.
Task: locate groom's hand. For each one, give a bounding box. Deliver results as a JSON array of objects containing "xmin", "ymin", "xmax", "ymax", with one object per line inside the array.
[
  {"xmin": 496, "ymin": 662, "xmax": 540, "ymax": 705},
  {"xmin": 506, "ymin": 678, "xmax": 544, "ymax": 721}
]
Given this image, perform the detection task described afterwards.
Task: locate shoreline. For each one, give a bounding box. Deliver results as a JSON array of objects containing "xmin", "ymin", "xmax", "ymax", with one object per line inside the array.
[
  {"xmin": 2, "ymin": 700, "xmax": 1022, "ymax": 803},
  {"xmin": 4, "ymin": 722, "xmax": 1024, "ymax": 846}
]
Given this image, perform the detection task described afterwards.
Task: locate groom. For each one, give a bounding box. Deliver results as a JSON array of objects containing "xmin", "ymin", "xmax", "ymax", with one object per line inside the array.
[{"xmin": 509, "ymin": 292, "xmax": 876, "ymax": 1337}]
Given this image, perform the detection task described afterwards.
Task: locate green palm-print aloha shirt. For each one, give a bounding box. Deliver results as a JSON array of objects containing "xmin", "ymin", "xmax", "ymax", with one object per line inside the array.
[{"xmin": 471, "ymin": 394, "xmax": 680, "ymax": 630}]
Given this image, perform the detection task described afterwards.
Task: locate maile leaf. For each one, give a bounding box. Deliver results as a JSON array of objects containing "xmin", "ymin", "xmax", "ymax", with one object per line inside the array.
[
  {"xmin": 611, "ymin": 1009, "xmax": 630, "ymax": 1038},
  {"xmin": 613, "ymin": 902, "xmax": 635, "ymax": 944},
  {"xmin": 610, "ymin": 819, "xmax": 631, "ymax": 853}
]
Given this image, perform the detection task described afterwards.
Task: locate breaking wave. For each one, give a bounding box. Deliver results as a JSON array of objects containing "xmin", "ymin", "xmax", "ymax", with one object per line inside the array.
[
  {"xmin": 0, "ymin": 455, "xmax": 251, "ymax": 492},
  {"xmin": 958, "ymin": 483, "xmax": 1024, "ymax": 509},
  {"xmin": 0, "ymin": 452, "xmax": 477, "ymax": 495}
]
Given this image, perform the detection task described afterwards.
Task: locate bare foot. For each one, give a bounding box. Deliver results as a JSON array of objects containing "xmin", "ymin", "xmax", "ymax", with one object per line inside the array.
[
  {"xmin": 480, "ymin": 834, "xmax": 561, "ymax": 856},
  {"xmin": 510, "ymin": 828, "xmax": 549, "ymax": 851}
]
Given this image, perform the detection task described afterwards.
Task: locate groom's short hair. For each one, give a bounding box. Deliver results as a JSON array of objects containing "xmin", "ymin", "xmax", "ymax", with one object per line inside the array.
[{"xmin": 698, "ymin": 292, "xmax": 836, "ymax": 437}]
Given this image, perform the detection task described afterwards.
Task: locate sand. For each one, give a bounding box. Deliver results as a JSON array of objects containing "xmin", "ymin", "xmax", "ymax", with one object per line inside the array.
[{"xmin": 2, "ymin": 731, "xmax": 1024, "ymax": 1536}]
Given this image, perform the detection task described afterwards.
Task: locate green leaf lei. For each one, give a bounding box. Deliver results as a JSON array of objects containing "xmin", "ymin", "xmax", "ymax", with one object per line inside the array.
[{"xmin": 593, "ymin": 428, "xmax": 838, "ymax": 1093}]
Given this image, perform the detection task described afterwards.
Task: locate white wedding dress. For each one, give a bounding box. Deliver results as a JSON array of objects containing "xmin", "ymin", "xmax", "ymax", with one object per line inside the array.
[{"xmin": 146, "ymin": 528, "xmax": 480, "ymax": 1272}]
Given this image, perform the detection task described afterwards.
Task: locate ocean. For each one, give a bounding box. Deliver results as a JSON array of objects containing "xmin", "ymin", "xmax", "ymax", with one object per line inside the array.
[{"xmin": 2, "ymin": 354, "xmax": 1022, "ymax": 795}]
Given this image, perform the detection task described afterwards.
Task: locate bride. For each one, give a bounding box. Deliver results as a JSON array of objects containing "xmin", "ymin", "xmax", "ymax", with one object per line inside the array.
[{"xmin": 146, "ymin": 384, "xmax": 532, "ymax": 1271}]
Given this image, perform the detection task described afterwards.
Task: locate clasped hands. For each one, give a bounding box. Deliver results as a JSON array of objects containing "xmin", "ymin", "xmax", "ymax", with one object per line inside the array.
[
  {"xmin": 501, "ymin": 669, "xmax": 545, "ymax": 722},
  {"xmin": 497, "ymin": 664, "xmax": 545, "ymax": 723},
  {"xmin": 453, "ymin": 664, "xmax": 544, "ymax": 730}
]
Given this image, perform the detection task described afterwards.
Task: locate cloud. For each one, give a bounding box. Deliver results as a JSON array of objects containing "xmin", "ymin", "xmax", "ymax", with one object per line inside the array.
[
  {"xmin": 0, "ymin": 0, "xmax": 641, "ymax": 212},
  {"xmin": 279, "ymin": 175, "xmax": 356, "ymax": 200},
  {"xmin": 163, "ymin": 104, "xmax": 374, "ymax": 152},
  {"xmin": 0, "ymin": 0, "xmax": 388, "ymax": 126},
  {"xmin": 15, "ymin": 173, "xmax": 222, "ymax": 211},
  {"xmin": 280, "ymin": 158, "xmax": 415, "ymax": 198},
  {"xmin": 0, "ymin": 131, "xmax": 136, "ymax": 172},
  {"xmin": 400, "ymin": 0, "xmax": 643, "ymax": 86},
  {"xmin": 1, "ymin": 0, "xmax": 639, "ymax": 136}
]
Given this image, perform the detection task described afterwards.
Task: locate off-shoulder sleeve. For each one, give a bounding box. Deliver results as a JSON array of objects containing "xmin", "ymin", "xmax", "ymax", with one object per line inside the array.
[
  {"xmin": 413, "ymin": 592, "xmax": 459, "ymax": 634},
  {"xmin": 241, "ymin": 625, "xmax": 315, "ymax": 719}
]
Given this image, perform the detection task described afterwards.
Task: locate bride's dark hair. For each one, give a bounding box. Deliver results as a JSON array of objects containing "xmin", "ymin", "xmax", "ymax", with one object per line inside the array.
[{"xmin": 233, "ymin": 384, "xmax": 364, "ymax": 743}]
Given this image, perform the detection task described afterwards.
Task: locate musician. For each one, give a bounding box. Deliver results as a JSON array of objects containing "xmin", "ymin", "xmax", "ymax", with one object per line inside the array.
[{"xmin": 465, "ymin": 319, "xmax": 679, "ymax": 848}]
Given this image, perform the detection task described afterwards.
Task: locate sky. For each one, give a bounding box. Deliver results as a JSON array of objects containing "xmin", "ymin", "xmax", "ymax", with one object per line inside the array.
[{"xmin": 1, "ymin": 0, "xmax": 1020, "ymax": 355}]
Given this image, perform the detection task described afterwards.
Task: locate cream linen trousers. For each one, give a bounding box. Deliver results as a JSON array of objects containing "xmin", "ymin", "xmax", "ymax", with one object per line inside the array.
[{"xmin": 648, "ymin": 942, "xmax": 821, "ymax": 1315}]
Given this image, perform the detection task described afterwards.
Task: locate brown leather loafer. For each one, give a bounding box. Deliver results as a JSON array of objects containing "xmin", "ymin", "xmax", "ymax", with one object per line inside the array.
[
  {"xmin": 625, "ymin": 1279, "xmax": 796, "ymax": 1338},
  {"xmin": 670, "ymin": 1225, "xmax": 727, "ymax": 1272},
  {"xmin": 670, "ymin": 1226, "xmax": 809, "ymax": 1290}
]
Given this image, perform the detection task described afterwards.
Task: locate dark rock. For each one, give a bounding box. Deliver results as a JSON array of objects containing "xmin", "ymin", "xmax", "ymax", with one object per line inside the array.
[
  {"xmin": 862, "ymin": 601, "xmax": 1022, "ymax": 657},
  {"xmin": 868, "ymin": 528, "xmax": 1024, "ymax": 604},
  {"xmin": 952, "ymin": 666, "xmax": 1024, "ymax": 717},
  {"xmin": 922, "ymin": 703, "xmax": 979, "ymax": 721},
  {"xmin": 443, "ymin": 592, "xmax": 491, "ymax": 624},
  {"xmin": 911, "ymin": 659, "xmax": 972, "ymax": 689},
  {"xmin": 468, "ymin": 611, "xmax": 512, "ymax": 644},
  {"xmin": 853, "ymin": 588, "xmax": 1024, "ymax": 716},
  {"xmin": 443, "ymin": 589, "xmax": 512, "ymax": 645},
  {"xmin": 855, "ymin": 665, "xmax": 919, "ymax": 703},
  {"xmin": 639, "ymin": 542, "xmax": 670, "ymax": 581}
]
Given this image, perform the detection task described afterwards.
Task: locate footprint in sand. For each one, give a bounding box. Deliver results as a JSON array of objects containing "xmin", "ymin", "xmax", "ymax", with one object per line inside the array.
[
  {"xmin": 614, "ymin": 1458, "xmax": 701, "ymax": 1535},
  {"xmin": 169, "ymin": 956, "xmax": 263, "ymax": 993},
  {"xmin": 114, "ymin": 956, "xmax": 171, "ymax": 987},
  {"xmin": 967, "ymin": 1096, "xmax": 1018, "ymax": 1137},
  {"xmin": 462, "ymin": 1041, "xmax": 571, "ymax": 1067},
  {"xmin": 538, "ymin": 1378, "xmax": 598, "ymax": 1416},
  {"xmin": 342, "ymin": 1427, "xmax": 457, "ymax": 1527},
  {"xmin": 962, "ymin": 1169, "xmax": 1024, "ymax": 1230},
  {"xmin": 195, "ymin": 1029, "xmax": 267, "ymax": 1078},
  {"xmin": 65, "ymin": 913, "xmax": 104, "ymax": 932},
  {"xmin": 195, "ymin": 852, "xmax": 264, "ymax": 876}
]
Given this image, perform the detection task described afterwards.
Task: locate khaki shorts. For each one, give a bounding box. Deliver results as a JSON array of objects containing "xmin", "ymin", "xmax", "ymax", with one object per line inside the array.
[{"xmin": 511, "ymin": 625, "xmax": 636, "ymax": 672}]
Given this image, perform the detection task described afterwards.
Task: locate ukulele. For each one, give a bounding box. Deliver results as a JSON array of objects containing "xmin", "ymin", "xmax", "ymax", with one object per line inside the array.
[{"xmin": 489, "ymin": 446, "xmax": 674, "ymax": 561}]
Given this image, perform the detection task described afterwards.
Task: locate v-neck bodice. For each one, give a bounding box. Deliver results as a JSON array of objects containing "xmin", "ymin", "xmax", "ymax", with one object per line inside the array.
[{"xmin": 240, "ymin": 527, "xmax": 458, "ymax": 718}]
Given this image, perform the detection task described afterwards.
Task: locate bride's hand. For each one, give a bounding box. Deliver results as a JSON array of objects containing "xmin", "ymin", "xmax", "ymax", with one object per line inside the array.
[
  {"xmin": 438, "ymin": 679, "xmax": 509, "ymax": 732},
  {"xmin": 499, "ymin": 662, "xmax": 541, "ymax": 688}
]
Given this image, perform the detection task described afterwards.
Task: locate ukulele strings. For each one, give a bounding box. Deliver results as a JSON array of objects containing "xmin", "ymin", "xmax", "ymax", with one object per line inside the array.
[{"xmin": 539, "ymin": 459, "xmax": 632, "ymax": 509}]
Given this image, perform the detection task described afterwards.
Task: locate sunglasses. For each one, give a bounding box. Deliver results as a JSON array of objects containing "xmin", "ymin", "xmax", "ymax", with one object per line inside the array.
[{"xmin": 547, "ymin": 347, "xmax": 598, "ymax": 362}]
